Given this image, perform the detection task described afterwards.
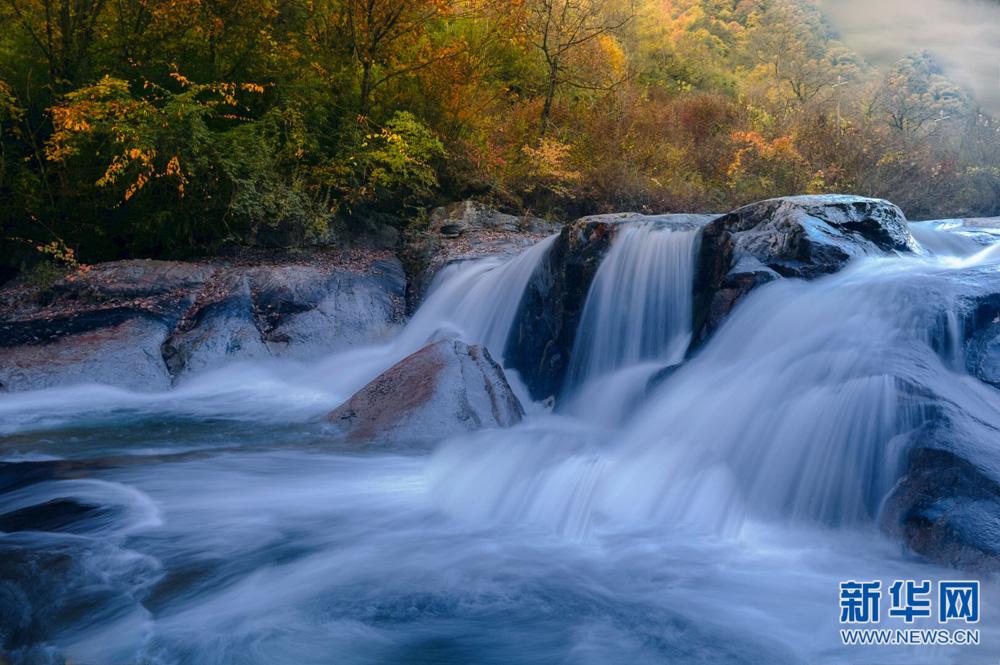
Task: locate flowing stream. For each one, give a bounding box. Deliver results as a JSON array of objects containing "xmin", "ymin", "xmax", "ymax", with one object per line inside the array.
[{"xmin": 2, "ymin": 223, "xmax": 1000, "ymax": 664}]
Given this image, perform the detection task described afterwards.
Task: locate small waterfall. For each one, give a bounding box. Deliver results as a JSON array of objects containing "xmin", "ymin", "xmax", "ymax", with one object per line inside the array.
[
  {"xmin": 433, "ymin": 247, "xmax": 1000, "ymax": 537},
  {"xmin": 565, "ymin": 223, "xmax": 700, "ymax": 390},
  {"xmin": 399, "ymin": 235, "xmax": 557, "ymax": 362}
]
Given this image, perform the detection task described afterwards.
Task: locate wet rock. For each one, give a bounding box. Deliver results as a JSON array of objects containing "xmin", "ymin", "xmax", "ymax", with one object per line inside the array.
[
  {"xmin": 692, "ymin": 195, "xmax": 919, "ymax": 347},
  {"xmin": 326, "ymin": 339, "xmax": 524, "ymax": 445},
  {"xmin": 0, "ymin": 256, "xmax": 406, "ymax": 391},
  {"xmin": 505, "ymin": 213, "xmax": 713, "ymax": 402},
  {"xmin": 161, "ymin": 275, "xmax": 268, "ymax": 378},
  {"xmin": 250, "ymin": 259, "xmax": 405, "ymax": 359},
  {"xmin": 883, "ymin": 442, "xmax": 1000, "ymax": 571},
  {"xmin": 0, "ymin": 316, "xmax": 178, "ymax": 392},
  {"xmin": 958, "ymin": 288, "xmax": 1000, "ymax": 389}
]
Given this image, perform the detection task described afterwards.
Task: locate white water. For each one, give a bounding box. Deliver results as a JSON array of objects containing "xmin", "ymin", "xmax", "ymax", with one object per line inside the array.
[
  {"xmin": 565, "ymin": 223, "xmax": 700, "ymax": 388},
  {"xmin": 2, "ymin": 221, "xmax": 1000, "ymax": 664}
]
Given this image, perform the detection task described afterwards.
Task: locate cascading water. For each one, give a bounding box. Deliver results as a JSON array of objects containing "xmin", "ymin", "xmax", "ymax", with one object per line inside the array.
[
  {"xmin": 567, "ymin": 223, "xmax": 700, "ymax": 383},
  {"xmin": 561, "ymin": 221, "xmax": 701, "ymax": 423},
  {"xmin": 3, "ymin": 222, "xmax": 1000, "ymax": 664},
  {"xmin": 399, "ymin": 235, "xmax": 557, "ymax": 362}
]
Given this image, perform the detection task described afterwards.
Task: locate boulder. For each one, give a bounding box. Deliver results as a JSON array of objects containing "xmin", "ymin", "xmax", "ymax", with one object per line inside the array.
[
  {"xmin": 505, "ymin": 213, "xmax": 713, "ymax": 402},
  {"xmin": 325, "ymin": 339, "xmax": 524, "ymax": 445},
  {"xmin": 692, "ymin": 195, "xmax": 919, "ymax": 346},
  {"xmin": 249, "ymin": 259, "xmax": 405, "ymax": 359},
  {"xmin": 0, "ymin": 315, "xmax": 177, "ymax": 392},
  {"xmin": 161, "ymin": 275, "xmax": 269, "ymax": 378},
  {"xmin": 959, "ymin": 286, "xmax": 1000, "ymax": 389},
  {"xmin": 0, "ymin": 255, "xmax": 406, "ymax": 391},
  {"xmin": 882, "ymin": 417, "xmax": 1000, "ymax": 571}
]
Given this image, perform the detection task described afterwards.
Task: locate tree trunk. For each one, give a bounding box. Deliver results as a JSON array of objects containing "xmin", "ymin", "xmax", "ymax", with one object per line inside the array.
[{"xmin": 540, "ymin": 62, "xmax": 558, "ymax": 135}]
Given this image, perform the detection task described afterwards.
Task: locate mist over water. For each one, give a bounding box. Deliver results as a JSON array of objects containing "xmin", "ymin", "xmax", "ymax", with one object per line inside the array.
[{"xmin": 3, "ymin": 221, "xmax": 1000, "ymax": 663}]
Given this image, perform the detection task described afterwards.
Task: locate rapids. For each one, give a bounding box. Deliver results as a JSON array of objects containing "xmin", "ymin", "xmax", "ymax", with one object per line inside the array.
[{"xmin": 2, "ymin": 220, "xmax": 1000, "ymax": 664}]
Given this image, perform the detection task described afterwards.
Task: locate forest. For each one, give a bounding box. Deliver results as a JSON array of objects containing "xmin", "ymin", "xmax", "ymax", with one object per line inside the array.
[{"xmin": 1, "ymin": 0, "xmax": 998, "ymax": 279}]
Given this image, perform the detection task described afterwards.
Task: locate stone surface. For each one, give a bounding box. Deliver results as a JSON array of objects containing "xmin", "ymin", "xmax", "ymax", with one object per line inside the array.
[
  {"xmin": 882, "ymin": 414, "xmax": 1000, "ymax": 571},
  {"xmin": 0, "ymin": 254, "xmax": 406, "ymax": 391},
  {"xmin": 692, "ymin": 195, "xmax": 919, "ymax": 346},
  {"xmin": 325, "ymin": 339, "xmax": 524, "ymax": 445},
  {"xmin": 161, "ymin": 275, "xmax": 268, "ymax": 378},
  {"xmin": 505, "ymin": 213, "xmax": 713, "ymax": 402}
]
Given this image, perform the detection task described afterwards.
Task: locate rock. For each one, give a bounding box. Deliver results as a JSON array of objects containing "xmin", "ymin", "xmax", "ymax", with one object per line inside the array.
[
  {"xmin": 51, "ymin": 260, "xmax": 215, "ymax": 300},
  {"xmin": 326, "ymin": 339, "xmax": 524, "ymax": 445},
  {"xmin": 161, "ymin": 275, "xmax": 269, "ymax": 378},
  {"xmin": 505, "ymin": 213, "xmax": 714, "ymax": 402},
  {"xmin": 0, "ymin": 255, "xmax": 406, "ymax": 391},
  {"xmin": 403, "ymin": 201, "xmax": 560, "ymax": 312},
  {"xmin": 692, "ymin": 195, "xmax": 919, "ymax": 346},
  {"xmin": 882, "ymin": 419, "xmax": 1000, "ymax": 571},
  {"xmin": 0, "ymin": 316, "xmax": 177, "ymax": 392},
  {"xmin": 249, "ymin": 259, "xmax": 405, "ymax": 359},
  {"xmin": 958, "ymin": 287, "xmax": 1000, "ymax": 389},
  {"xmin": 428, "ymin": 200, "xmax": 559, "ymax": 238}
]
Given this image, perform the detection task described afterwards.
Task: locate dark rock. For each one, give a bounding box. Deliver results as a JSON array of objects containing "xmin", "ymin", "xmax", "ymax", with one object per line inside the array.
[
  {"xmin": 692, "ymin": 195, "xmax": 919, "ymax": 347},
  {"xmin": 883, "ymin": 444, "xmax": 1000, "ymax": 571},
  {"xmin": 325, "ymin": 339, "xmax": 524, "ymax": 445},
  {"xmin": 958, "ymin": 286, "xmax": 1000, "ymax": 389},
  {"xmin": 505, "ymin": 213, "xmax": 713, "ymax": 401}
]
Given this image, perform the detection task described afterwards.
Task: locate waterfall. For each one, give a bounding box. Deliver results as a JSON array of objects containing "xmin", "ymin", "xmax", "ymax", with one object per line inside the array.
[
  {"xmin": 398, "ymin": 235, "xmax": 557, "ymax": 363},
  {"xmin": 432, "ymin": 247, "xmax": 1000, "ymax": 537},
  {"xmin": 7, "ymin": 219, "xmax": 1000, "ymax": 665},
  {"xmin": 565, "ymin": 223, "xmax": 701, "ymax": 389}
]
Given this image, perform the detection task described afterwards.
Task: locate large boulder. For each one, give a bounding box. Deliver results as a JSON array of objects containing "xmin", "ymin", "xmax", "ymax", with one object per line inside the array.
[
  {"xmin": 402, "ymin": 201, "xmax": 559, "ymax": 312},
  {"xmin": 960, "ymin": 285, "xmax": 1000, "ymax": 389},
  {"xmin": 0, "ymin": 261, "xmax": 210, "ymax": 392},
  {"xmin": 878, "ymin": 266, "xmax": 1000, "ymax": 570},
  {"xmin": 882, "ymin": 412, "xmax": 1000, "ymax": 571},
  {"xmin": 0, "ymin": 254, "xmax": 406, "ymax": 391},
  {"xmin": 692, "ymin": 195, "xmax": 920, "ymax": 346},
  {"xmin": 505, "ymin": 213, "xmax": 713, "ymax": 402},
  {"xmin": 325, "ymin": 339, "xmax": 524, "ymax": 445},
  {"xmin": 161, "ymin": 274, "xmax": 269, "ymax": 377},
  {"xmin": 247, "ymin": 259, "xmax": 405, "ymax": 359}
]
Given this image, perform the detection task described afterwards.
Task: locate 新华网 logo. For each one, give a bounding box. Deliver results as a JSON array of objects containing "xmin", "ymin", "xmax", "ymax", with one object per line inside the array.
[{"xmin": 838, "ymin": 579, "xmax": 981, "ymax": 647}]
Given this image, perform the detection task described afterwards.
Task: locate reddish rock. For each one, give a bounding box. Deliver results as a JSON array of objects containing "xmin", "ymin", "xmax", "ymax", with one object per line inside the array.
[{"xmin": 326, "ymin": 339, "xmax": 524, "ymax": 445}]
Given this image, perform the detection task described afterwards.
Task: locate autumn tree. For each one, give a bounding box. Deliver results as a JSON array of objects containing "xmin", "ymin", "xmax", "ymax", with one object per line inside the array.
[
  {"xmin": 877, "ymin": 51, "xmax": 968, "ymax": 134},
  {"xmin": 746, "ymin": 0, "xmax": 859, "ymax": 104},
  {"xmin": 521, "ymin": 0, "xmax": 634, "ymax": 131}
]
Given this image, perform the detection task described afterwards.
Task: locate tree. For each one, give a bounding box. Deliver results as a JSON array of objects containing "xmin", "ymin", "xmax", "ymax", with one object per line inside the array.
[
  {"xmin": 1, "ymin": 0, "xmax": 109, "ymax": 86},
  {"xmin": 521, "ymin": 0, "xmax": 634, "ymax": 131},
  {"xmin": 746, "ymin": 0, "xmax": 858, "ymax": 104},
  {"xmin": 877, "ymin": 51, "xmax": 968, "ymax": 134}
]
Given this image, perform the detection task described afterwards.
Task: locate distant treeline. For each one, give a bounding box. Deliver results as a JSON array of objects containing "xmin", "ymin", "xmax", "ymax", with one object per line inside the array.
[{"xmin": 1, "ymin": 0, "xmax": 998, "ymax": 277}]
